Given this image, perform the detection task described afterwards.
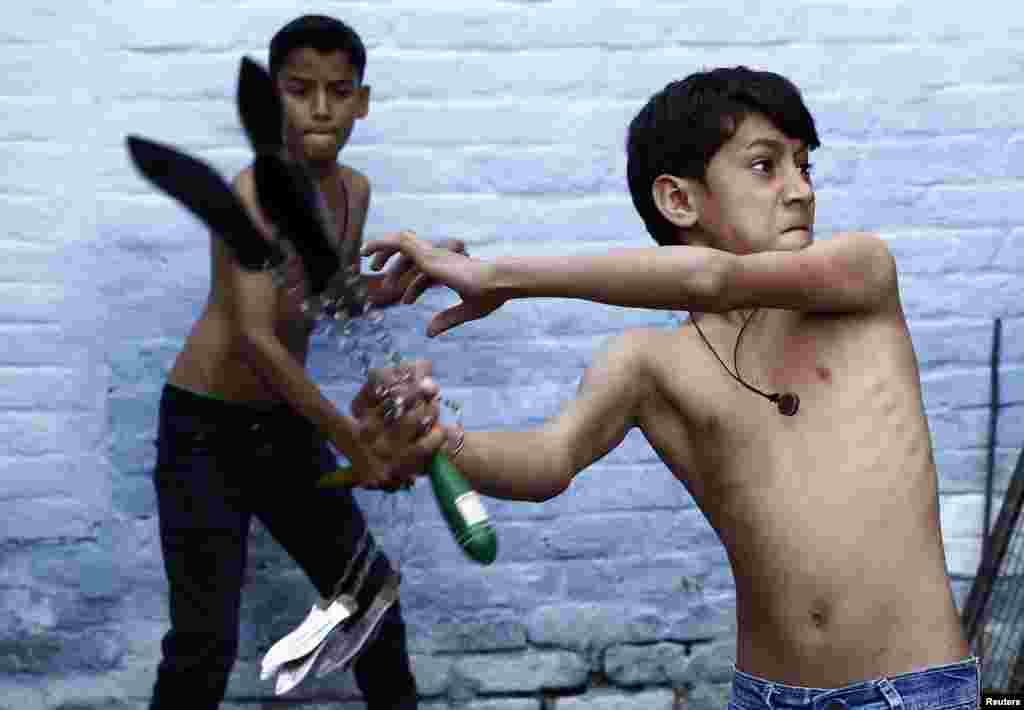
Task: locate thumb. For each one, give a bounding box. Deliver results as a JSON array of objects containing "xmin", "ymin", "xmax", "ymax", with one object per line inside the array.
[{"xmin": 427, "ymin": 302, "xmax": 477, "ymax": 337}]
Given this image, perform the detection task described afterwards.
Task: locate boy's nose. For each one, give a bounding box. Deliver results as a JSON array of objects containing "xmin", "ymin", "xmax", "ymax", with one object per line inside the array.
[
  {"xmin": 784, "ymin": 169, "xmax": 813, "ymax": 204},
  {"xmin": 313, "ymin": 90, "xmax": 331, "ymax": 118}
]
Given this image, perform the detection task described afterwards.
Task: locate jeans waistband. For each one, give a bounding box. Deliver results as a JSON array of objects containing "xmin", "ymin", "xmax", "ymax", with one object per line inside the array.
[
  {"xmin": 158, "ymin": 383, "xmax": 318, "ymax": 438},
  {"xmin": 731, "ymin": 657, "xmax": 979, "ymax": 710}
]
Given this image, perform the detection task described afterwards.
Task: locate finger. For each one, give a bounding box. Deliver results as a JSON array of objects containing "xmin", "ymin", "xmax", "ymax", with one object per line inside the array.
[
  {"xmin": 392, "ymin": 391, "xmax": 437, "ymax": 446},
  {"xmin": 361, "ymin": 230, "xmax": 418, "ymax": 260},
  {"xmin": 401, "ymin": 272, "xmax": 434, "ymax": 305},
  {"xmin": 362, "ymin": 241, "xmax": 400, "ymax": 269},
  {"xmin": 413, "ymin": 421, "xmax": 448, "ymax": 461},
  {"xmin": 315, "ymin": 466, "xmax": 361, "ymax": 488},
  {"xmin": 369, "ymin": 377, "xmax": 436, "ymax": 446},
  {"xmin": 370, "ymin": 248, "xmax": 397, "ymax": 272},
  {"xmin": 359, "ymin": 390, "xmax": 409, "ymax": 454},
  {"xmin": 426, "ymin": 302, "xmax": 477, "ymax": 338},
  {"xmin": 439, "ymin": 238, "xmax": 467, "ymax": 255},
  {"xmin": 384, "ymin": 463, "xmax": 421, "ymax": 492},
  {"xmin": 360, "ymin": 366, "xmax": 437, "ymax": 447},
  {"xmin": 408, "ymin": 358, "xmax": 433, "ymax": 379},
  {"xmin": 361, "ymin": 233, "xmax": 401, "ymax": 256},
  {"xmin": 367, "ymin": 364, "xmax": 415, "ymax": 395},
  {"xmin": 378, "ymin": 479, "xmax": 403, "ymax": 493},
  {"xmin": 386, "ymin": 254, "xmax": 415, "ymax": 283},
  {"xmin": 350, "ymin": 380, "xmax": 380, "ymax": 419}
]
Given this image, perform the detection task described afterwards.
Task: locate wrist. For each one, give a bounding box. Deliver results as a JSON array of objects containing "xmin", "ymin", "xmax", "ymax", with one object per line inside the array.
[
  {"xmin": 488, "ymin": 257, "xmax": 521, "ymax": 301},
  {"xmin": 329, "ymin": 415, "xmax": 369, "ymax": 462},
  {"xmin": 444, "ymin": 423, "xmax": 466, "ymax": 461}
]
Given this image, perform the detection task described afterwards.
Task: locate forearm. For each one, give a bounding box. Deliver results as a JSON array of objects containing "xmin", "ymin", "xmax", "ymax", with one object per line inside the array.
[
  {"xmin": 491, "ymin": 245, "xmax": 732, "ymax": 311},
  {"xmin": 243, "ymin": 332, "xmax": 365, "ymax": 461},
  {"xmin": 450, "ymin": 426, "xmax": 572, "ymax": 503}
]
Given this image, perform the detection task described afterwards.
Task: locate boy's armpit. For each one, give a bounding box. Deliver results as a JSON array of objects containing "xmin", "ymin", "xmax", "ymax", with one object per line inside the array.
[
  {"xmin": 721, "ymin": 232, "xmax": 897, "ymax": 314},
  {"xmin": 555, "ymin": 330, "xmax": 655, "ymax": 476}
]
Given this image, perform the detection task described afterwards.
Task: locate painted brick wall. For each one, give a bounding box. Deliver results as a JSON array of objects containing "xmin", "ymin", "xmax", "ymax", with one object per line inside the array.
[{"xmin": 2, "ymin": 1, "xmax": 1023, "ymax": 708}]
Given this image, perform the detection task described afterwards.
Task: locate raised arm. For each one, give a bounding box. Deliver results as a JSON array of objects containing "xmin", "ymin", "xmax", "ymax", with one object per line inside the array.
[
  {"xmin": 443, "ymin": 331, "xmax": 654, "ymax": 502},
  {"xmin": 492, "ymin": 231, "xmax": 895, "ymax": 312},
  {"xmin": 362, "ymin": 230, "xmax": 897, "ymax": 335}
]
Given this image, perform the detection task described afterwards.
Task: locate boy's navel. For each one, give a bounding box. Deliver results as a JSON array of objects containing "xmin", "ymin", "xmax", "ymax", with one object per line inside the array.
[{"xmin": 809, "ymin": 599, "xmax": 830, "ymax": 629}]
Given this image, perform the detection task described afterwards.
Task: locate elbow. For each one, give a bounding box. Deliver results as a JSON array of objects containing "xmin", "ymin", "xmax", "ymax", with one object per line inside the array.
[
  {"xmin": 848, "ymin": 232, "xmax": 899, "ymax": 309},
  {"xmin": 866, "ymin": 235, "xmax": 899, "ymax": 298},
  {"xmin": 520, "ymin": 428, "xmax": 574, "ymax": 503},
  {"xmin": 537, "ymin": 477, "xmax": 571, "ymax": 503},
  {"xmin": 538, "ymin": 445, "xmax": 576, "ymax": 502}
]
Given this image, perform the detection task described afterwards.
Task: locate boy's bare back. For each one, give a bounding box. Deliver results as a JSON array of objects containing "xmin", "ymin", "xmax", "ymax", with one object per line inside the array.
[{"xmin": 636, "ymin": 294, "xmax": 967, "ymax": 685}]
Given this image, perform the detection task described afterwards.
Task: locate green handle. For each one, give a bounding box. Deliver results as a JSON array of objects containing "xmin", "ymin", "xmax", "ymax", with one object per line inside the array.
[
  {"xmin": 429, "ymin": 452, "xmax": 498, "ymax": 565},
  {"xmin": 316, "ymin": 452, "xmax": 498, "ymax": 566}
]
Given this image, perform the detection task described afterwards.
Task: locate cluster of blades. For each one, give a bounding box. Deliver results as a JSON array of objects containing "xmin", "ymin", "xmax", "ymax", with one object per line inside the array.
[{"xmin": 125, "ymin": 57, "xmax": 368, "ymax": 321}]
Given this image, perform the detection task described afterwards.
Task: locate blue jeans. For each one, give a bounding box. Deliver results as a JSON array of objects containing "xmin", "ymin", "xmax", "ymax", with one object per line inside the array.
[
  {"xmin": 148, "ymin": 384, "xmax": 417, "ymax": 710},
  {"xmin": 729, "ymin": 658, "xmax": 979, "ymax": 710}
]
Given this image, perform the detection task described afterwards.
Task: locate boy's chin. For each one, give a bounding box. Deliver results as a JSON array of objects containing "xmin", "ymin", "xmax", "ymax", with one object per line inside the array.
[
  {"xmin": 778, "ymin": 228, "xmax": 814, "ymax": 249},
  {"xmin": 301, "ymin": 136, "xmax": 341, "ymax": 162}
]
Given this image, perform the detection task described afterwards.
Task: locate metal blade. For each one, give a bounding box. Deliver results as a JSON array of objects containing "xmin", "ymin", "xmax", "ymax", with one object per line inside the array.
[
  {"xmin": 237, "ymin": 57, "xmax": 285, "ymax": 154},
  {"xmin": 252, "ymin": 153, "xmax": 340, "ymax": 294},
  {"xmin": 125, "ymin": 135, "xmax": 283, "ymax": 271}
]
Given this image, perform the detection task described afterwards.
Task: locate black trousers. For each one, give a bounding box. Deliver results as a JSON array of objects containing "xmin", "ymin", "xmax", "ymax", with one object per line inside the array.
[{"xmin": 148, "ymin": 384, "xmax": 417, "ymax": 709}]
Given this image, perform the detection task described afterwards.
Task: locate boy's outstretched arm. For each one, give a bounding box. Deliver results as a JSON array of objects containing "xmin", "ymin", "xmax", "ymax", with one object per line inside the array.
[
  {"xmin": 363, "ymin": 230, "xmax": 896, "ymax": 335},
  {"xmin": 363, "ymin": 332, "xmax": 654, "ymax": 502}
]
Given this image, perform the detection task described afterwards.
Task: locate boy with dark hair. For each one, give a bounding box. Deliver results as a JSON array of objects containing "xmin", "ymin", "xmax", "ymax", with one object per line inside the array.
[
  {"xmin": 148, "ymin": 14, "xmax": 461, "ymax": 710},
  {"xmin": 357, "ymin": 67, "xmax": 979, "ymax": 708}
]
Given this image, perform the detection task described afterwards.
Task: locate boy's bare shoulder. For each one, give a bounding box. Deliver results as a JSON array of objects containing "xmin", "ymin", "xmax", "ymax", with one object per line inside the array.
[
  {"xmin": 231, "ymin": 164, "xmax": 255, "ymax": 192},
  {"xmin": 228, "ymin": 164, "xmax": 276, "ymax": 233},
  {"xmin": 339, "ymin": 164, "xmax": 371, "ymax": 201},
  {"xmin": 586, "ymin": 327, "xmax": 673, "ymax": 391}
]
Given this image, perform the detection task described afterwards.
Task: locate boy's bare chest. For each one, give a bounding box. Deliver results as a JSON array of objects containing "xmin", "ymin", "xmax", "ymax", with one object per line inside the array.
[
  {"xmin": 643, "ymin": 311, "xmax": 911, "ymax": 474},
  {"xmin": 273, "ymin": 173, "xmax": 362, "ymax": 321}
]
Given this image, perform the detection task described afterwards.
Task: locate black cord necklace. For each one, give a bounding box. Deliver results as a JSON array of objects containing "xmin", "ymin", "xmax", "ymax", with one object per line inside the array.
[{"xmin": 690, "ymin": 309, "xmax": 800, "ymax": 416}]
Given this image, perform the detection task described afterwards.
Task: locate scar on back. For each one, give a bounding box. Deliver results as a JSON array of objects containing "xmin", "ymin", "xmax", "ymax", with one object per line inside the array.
[{"xmin": 816, "ymin": 366, "xmax": 831, "ymax": 382}]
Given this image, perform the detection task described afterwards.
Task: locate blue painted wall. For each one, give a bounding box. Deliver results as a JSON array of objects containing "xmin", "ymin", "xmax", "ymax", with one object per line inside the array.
[{"xmin": 1, "ymin": 1, "xmax": 1022, "ymax": 707}]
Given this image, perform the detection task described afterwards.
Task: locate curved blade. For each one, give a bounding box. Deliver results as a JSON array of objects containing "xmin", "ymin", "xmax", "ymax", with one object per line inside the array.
[
  {"xmin": 125, "ymin": 135, "xmax": 283, "ymax": 271},
  {"xmin": 238, "ymin": 57, "xmax": 284, "ymax": 153},
  {"xmin": 253, "ymin": 153, "xmax": 340, "ymax": 293}
]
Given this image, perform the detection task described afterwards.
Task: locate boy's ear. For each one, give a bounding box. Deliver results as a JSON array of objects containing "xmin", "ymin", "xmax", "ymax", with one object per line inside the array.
[
  {"xmin": 355, "ymin": 85, "xmax": 370, "ymax": 119},
  {"xmin": 652, "ymin": 174, "xmax": 701, "ymax": 230}
]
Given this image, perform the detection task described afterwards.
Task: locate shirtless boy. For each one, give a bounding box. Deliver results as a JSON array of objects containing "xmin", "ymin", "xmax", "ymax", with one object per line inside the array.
[
  {"xmin": 149, "ymin": 15, "xmax": 461, "ymax": 710},
  {"xmin": 356, "ymin": 67, "xmax": 979, "ymax": 708}
]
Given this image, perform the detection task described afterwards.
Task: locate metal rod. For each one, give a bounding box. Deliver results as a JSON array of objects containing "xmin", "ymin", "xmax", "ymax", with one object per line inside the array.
[
  {"xmin": 984, "ymin": 319, "xmax": 1002, "ymax": 570},
  {"xmin": 965, "ymin": 432, "xmax": 1024, "ymax": 659}
]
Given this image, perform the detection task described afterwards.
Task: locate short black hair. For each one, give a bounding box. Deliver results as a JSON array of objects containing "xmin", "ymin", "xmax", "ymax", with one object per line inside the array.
[
  {"xmin": 626, "ymin": 67, "xmax": 820, "ymax": 246},
  {"xmin": 269, "ymin": 15, "xmax": 367, "ymax": 83}
]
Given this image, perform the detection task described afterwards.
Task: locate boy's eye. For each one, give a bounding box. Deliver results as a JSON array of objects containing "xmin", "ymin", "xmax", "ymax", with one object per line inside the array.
[
  {"xmin": 752, "ymin": 159, "xmax": 773, "ymax": 174},
  {"xmin": 800, "ymin": 163, "xmax": 815, "ymax": 178}
]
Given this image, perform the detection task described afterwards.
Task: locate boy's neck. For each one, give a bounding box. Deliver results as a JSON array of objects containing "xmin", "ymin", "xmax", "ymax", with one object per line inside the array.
[
  {"xmin": 691, "ymin": 308, "xmax": 802, "ymax": 333},
  {"xmin": 302, "ymin": 157, "xmax": 343, "ymax": 184}
]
